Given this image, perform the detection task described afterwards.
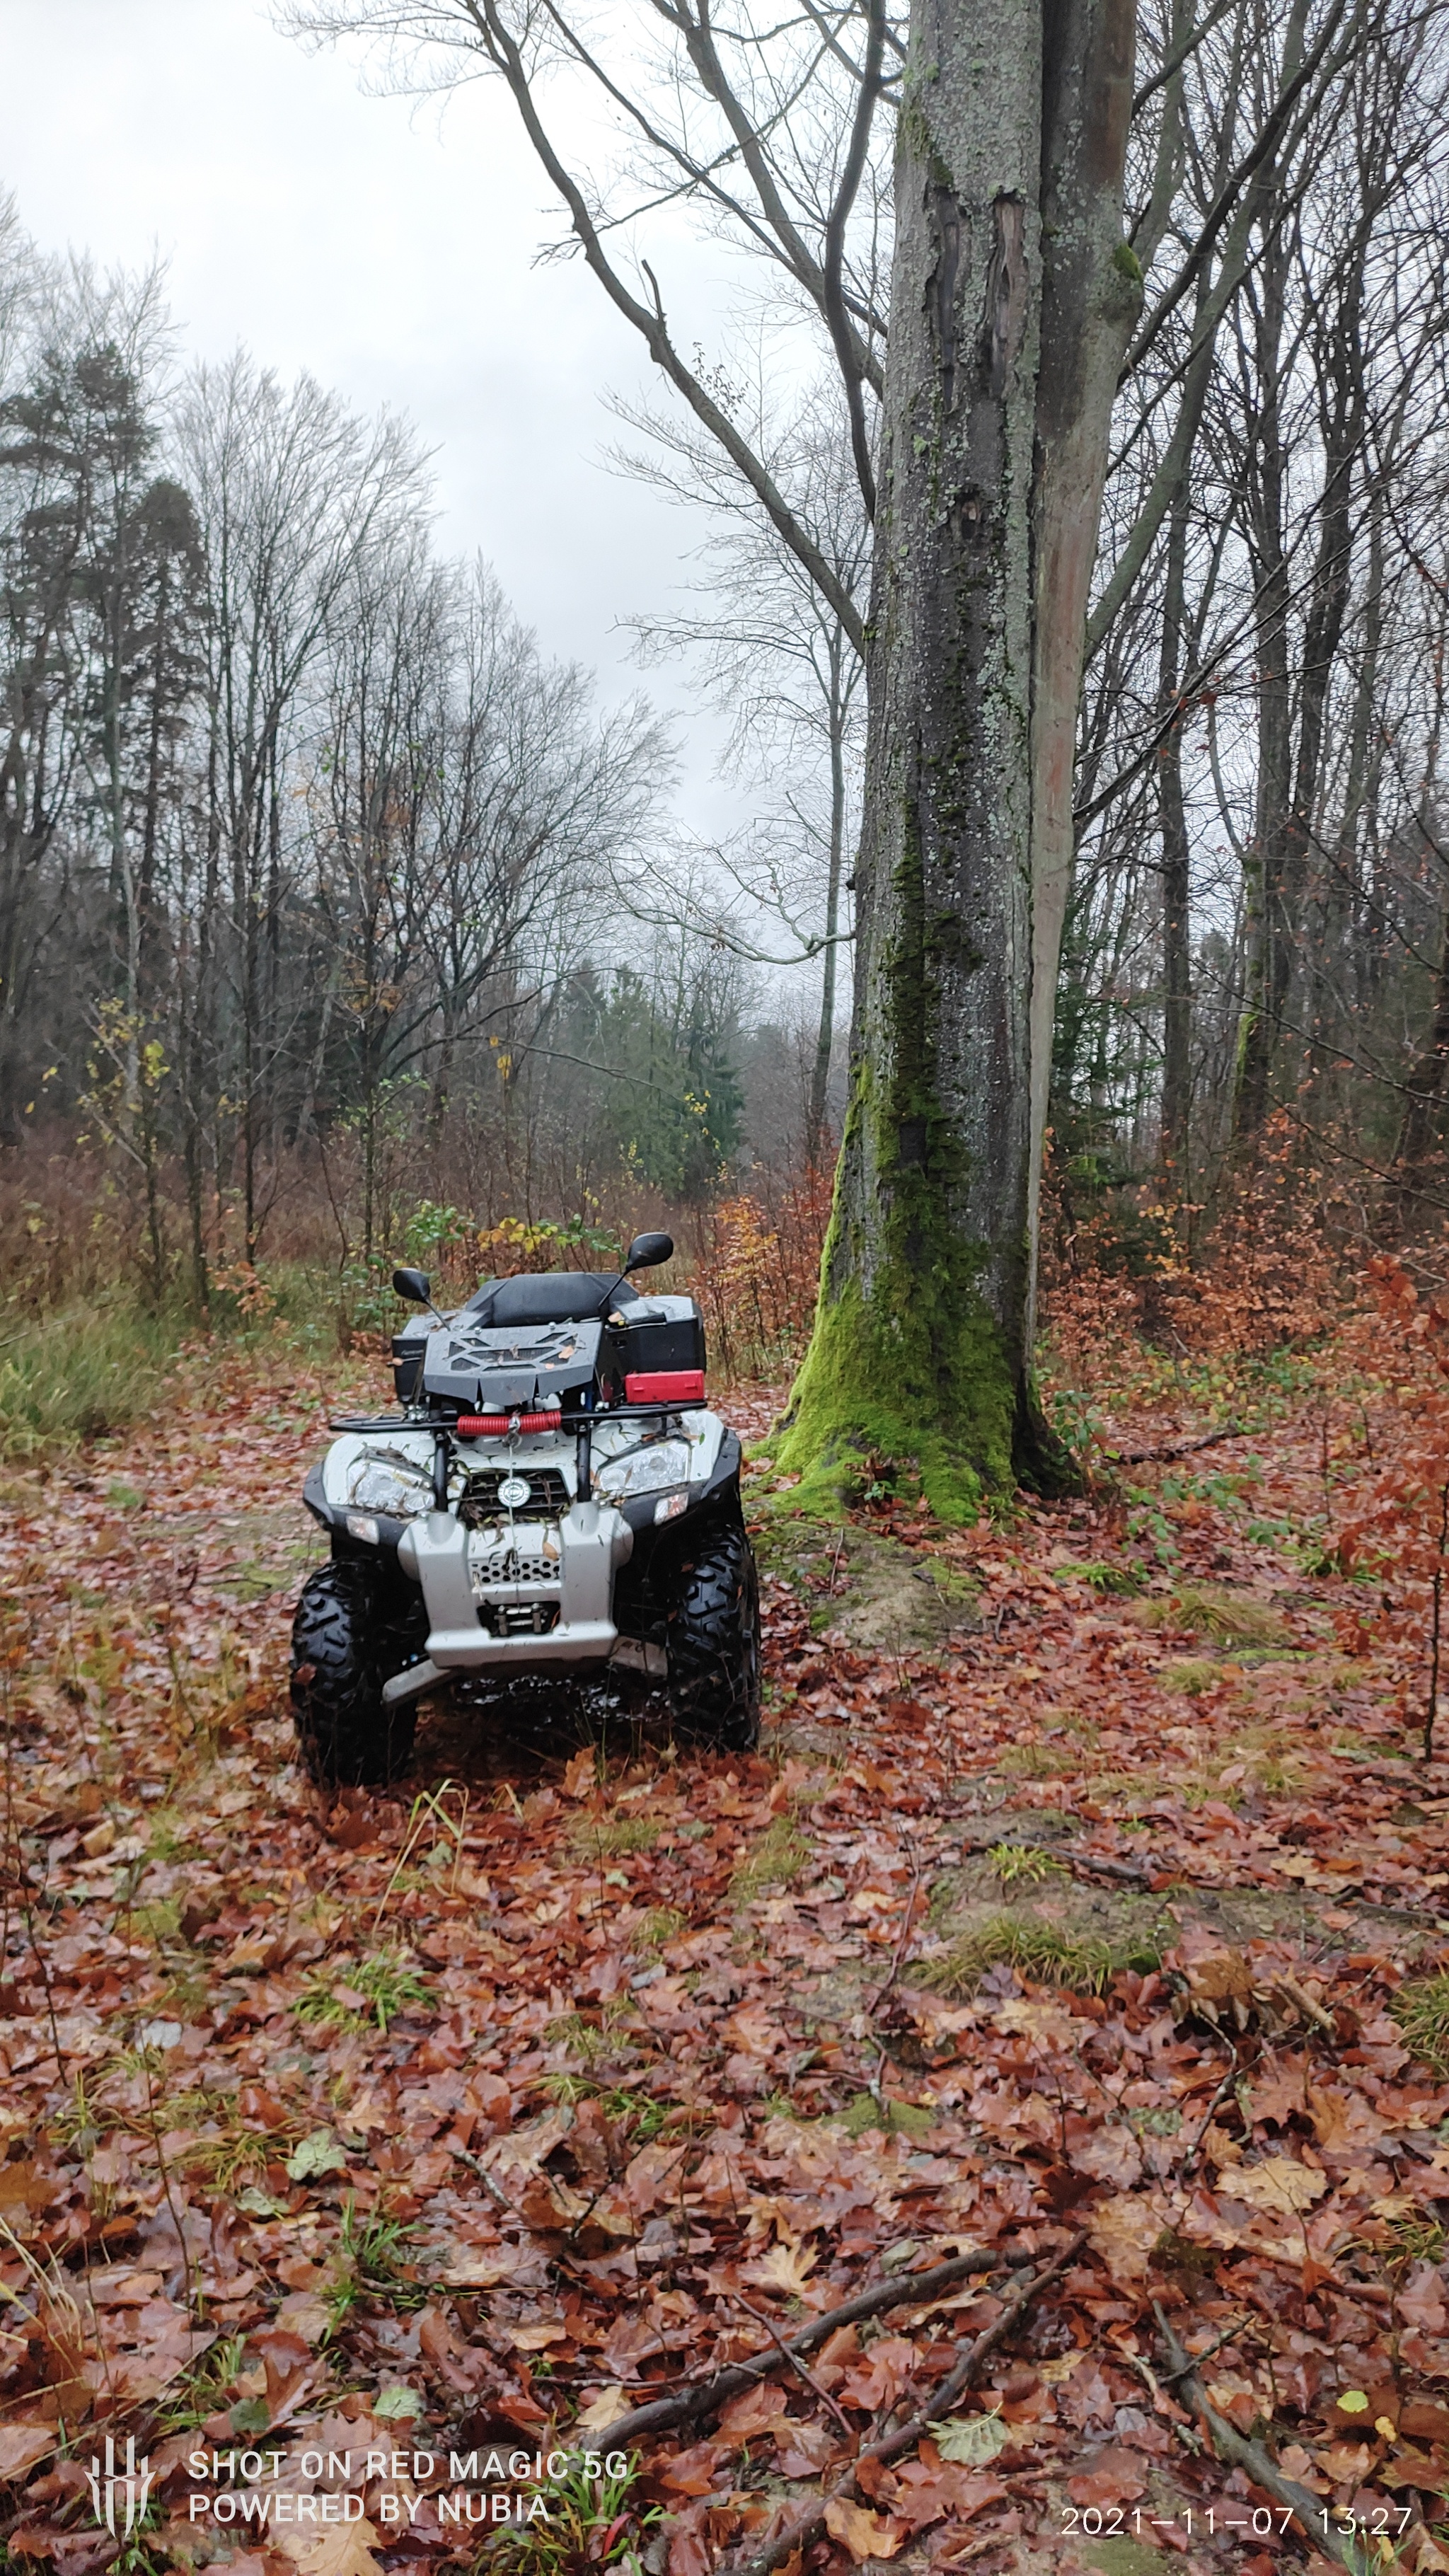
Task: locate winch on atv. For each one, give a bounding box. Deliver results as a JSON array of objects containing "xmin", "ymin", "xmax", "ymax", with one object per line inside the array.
[{"xmin": 290, "ymin": 1232, "xmax": 760, "ymax": 1783}]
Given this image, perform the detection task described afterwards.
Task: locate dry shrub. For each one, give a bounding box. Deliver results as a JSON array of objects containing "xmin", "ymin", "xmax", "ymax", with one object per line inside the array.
[
  {"xmin": 692, "ymin": 1165, "xmax": 832, "ymax": 1382},
  {"xmin": 1334, "ymin": 1252, "xmax": 1449, "ymax": 1759},
  {"xmin": 1043, "ymin": 1114, "xmax": 1350, "ymax": 1362}
]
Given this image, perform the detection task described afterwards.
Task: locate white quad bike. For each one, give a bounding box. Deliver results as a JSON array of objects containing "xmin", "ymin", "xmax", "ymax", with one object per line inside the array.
[{"xmin": 290, "ymin": 1232, "xmax": 761, "ymax": 1784}]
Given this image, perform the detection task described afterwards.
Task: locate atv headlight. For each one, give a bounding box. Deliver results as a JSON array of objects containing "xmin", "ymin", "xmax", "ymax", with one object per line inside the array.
[
  {"xmin": 596, "ymin": 1438, "xmax": 692, "ymax": 1501},
  {"xmin": 348, "ymin": 1460, "xmax": 429, "ymax": 1518}
]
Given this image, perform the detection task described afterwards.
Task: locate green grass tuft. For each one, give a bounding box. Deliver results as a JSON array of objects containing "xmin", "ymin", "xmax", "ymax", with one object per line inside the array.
[
  {"xmin": 732, "ymin": 1817, "xmax": 811, "ymax": 1894},
  {"xmin": 1391, "ymin": 1972, "xmax": 1449, "ymax": 2075},
  {"xmin": 1158, "ymin": 1658, "xmax": 1223, "ymax": 1697},
  {"xmin": 326, "ymin": 2201, "xmax": 428, "ymax": 2326},
  {"xmin": 538, "ymin": 2074, "xmax": 669, "ymax": 2139},
  {"xmin": 296, "ymin": 1948, "xmax": 434, "ymax": 2034},
  {"xmin": 490, "ymin": 2451, "xmax": 659, "ymax": 2576},
  {"xmin": 996, "ymin": 1743, "xmax": 1068, "ymax": 1779},
  {"xmin": 1054, "ymin": 1561, "xmax": 1144, "ymax": 1597},
  {"xmin": 567, "ymin": 1814, "xmax": 659, "ymax": 1858},
  {"xmin": 1158, "ymin": 1584, "xmax": 1290, "ymax": 1649},
  {"xmin": 543, "ymin": 1999, "xmax": 637, "ymax": 2063},
  {"xmin": 918, "ymin": 1910, "xmax": 1162, "ymax": 1997},
  {"xmin": 0, "ymin": 1298, "xmax": 180, "ymax": 1457},
  {"xmin": 990, "ymin": 1843, "xmax": 1066, "ymax": 1888}
]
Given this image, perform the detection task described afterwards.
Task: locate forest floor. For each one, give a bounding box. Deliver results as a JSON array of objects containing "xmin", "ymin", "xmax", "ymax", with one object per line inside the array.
[{"xmin": 0, "ymin": 1325, "xmax": 1447, "ymax": 2576}]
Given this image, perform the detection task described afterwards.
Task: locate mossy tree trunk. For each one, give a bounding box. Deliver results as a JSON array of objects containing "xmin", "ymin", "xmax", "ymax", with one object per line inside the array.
[{"xmin": 779, "ymin": 0, "xmax": 1138, "ymax": 1515}]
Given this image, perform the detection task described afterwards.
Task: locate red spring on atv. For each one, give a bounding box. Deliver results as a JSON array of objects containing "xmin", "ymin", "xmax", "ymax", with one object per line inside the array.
[{"xmin": 455, "ymin": 1409, "xmax": 563, "ymax": 1436}]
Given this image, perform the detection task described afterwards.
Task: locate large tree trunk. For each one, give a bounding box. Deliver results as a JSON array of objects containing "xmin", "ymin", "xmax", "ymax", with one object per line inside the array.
[
  {"xmin": 1230, "ymin": 67, "xmax": 1300, "ymax": 1150},
  {"xmin": 1024, "ymin": 0, "xmax": 1141, "ymax": 1329},
  {"xmin": 804, "ymin": 635, "xmax": 850, "ymax": 1172},
  {"xmin": 1383, "ymin": 840, "xmax": 1449, "ymax": 1236},
  {"xmin": 779, "ymin": 0, "xmax": 1136, "ymax": 1512},
  {"xmin": 1158, "ymin": 482, "xmax": 1192, "ymax": 1186}
]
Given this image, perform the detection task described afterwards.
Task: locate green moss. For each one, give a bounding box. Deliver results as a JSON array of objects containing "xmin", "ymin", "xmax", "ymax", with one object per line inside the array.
[
  {"xmin": 1053, "ymin": 1559, "xmax": 1143, "ymax": 1596},
  {"xmin": 838, "ymin": 2092, "xmax": 936, "ymax": 2139},
  {"xmin": 1086, "ymin": 2544, "xmax": 1174, "ymax": 2576},
  {"xmin": 775, "ymin": 817, "xmax": 1021, "ymax": 1520}
]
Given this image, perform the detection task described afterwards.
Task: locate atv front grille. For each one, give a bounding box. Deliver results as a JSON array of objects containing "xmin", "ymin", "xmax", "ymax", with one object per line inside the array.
[
  {"xmin": 478, "ymin": 1600, "xmax": 561, "ymax": 1639},
  {"xmin": 461, "ymin": 1466, "xmax": 571, "ymax": 1523},
  {"xmin": 469, "ymin": 1540, "xmax": 561, "ymax": 1593}
]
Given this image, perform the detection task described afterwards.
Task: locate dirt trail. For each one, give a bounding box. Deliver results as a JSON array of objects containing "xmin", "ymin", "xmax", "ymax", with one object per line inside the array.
[{"xmin": 0, "ymin": 1350, "xmax": 1446, "ymax": 2576}]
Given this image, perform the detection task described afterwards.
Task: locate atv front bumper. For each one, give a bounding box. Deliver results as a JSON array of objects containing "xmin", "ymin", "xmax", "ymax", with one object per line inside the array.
[{"xmin": 383, "ymin": 1497, "xmax": 635, "ymax": 1705}]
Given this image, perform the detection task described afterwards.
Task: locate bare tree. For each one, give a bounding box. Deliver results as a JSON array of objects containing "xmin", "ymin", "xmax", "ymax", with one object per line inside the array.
[
  {"xmin": 613, "ymin": 375, "xmax": 867, "ymax": 1162},
  {"xmin": 174, "ymin": 351, "xmax": 427, "ymax": 1264}
]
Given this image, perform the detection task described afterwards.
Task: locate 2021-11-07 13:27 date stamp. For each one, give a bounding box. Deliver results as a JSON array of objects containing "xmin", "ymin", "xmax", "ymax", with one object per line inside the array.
[{"xmin": 1056, "ymin": 2498, "xmax": 1417, "ymax": 2543}]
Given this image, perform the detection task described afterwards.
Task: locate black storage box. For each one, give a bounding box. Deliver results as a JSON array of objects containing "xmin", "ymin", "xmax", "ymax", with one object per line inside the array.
[{"xmin": 609, "ymin": 1313, "xmax": 706, "ymax": 1378}]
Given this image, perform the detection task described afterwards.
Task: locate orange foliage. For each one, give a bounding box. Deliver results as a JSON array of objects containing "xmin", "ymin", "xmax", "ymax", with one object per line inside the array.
[
  {"xmin": 1044, "ymin": 1115, "xmax": 1348, "ymax": 1363},
  {"xmin": 1335, "ymin": 1253, "xmax": 1449, "ymax": 1758},
  {"xmin": 691, "ymin": 1167, "xmax": 833, "ymax": 1383}
]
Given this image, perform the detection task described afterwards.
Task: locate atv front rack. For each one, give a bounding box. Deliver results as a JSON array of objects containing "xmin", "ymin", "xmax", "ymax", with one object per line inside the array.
[
  {"xmin": 326, "ymin": 1399, "xmax": 700, "ymax": 1510},
  {"xmin": 327, "ymin": 1402, "xmax": 699, "ymax": 1433}
]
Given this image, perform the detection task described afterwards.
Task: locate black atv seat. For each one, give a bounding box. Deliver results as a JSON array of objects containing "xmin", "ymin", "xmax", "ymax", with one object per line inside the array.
[{"xmin": 464, "ymin": 1271, "xmax": 641, "ymax": 1327}]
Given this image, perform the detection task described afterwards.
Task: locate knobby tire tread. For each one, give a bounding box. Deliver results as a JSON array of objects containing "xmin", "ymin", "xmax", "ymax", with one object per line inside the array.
[
  {"xmin": 290, "ymin": 1559, "xmax": 417, "ymax": 1787},
  {"xmin": 666, "ymin": 1514, "xmax": 761, "ymax": 1752}
]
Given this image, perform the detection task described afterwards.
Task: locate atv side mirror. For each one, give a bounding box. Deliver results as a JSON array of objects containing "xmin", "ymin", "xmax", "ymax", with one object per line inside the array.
[
  {"xmin": 392, "ymin": 1266, "xmax": 434, "ymax": 1305},
  {"xmin": 624, "ymin": 1232, "xmax": 674, "ymax": 1273}
]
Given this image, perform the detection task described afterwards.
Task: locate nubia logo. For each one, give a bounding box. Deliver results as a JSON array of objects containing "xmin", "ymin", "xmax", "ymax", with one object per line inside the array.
[{"xmin": 87, "ymin": 2434, "xmax": 155, "ymax": 2539}]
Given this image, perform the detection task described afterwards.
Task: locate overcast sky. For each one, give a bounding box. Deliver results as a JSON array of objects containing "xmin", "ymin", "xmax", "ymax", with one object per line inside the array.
[{"xmin": 4, "ymin": 0, "xmax": 738, "ymax": 833}]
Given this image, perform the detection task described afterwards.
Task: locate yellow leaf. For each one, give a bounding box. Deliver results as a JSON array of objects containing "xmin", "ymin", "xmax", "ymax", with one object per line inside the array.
[
  {"xmin": 752, "ymin": 2238, "xmax": 819, "ymax": 2295},
  {"xmin": 1087, "ymin": 2194, "xmax": 1164, "ymax": 2282},
  {"xmin": 1227, "ymin": 2156, "xmax": 1328, "ymax": 2216},
  {"xmin": 275, "ymin": 2518, "xmax": 386, "ymax": 2576},
  {"xmin": 824, "ymin": 2499, "xmax": 905, "ymax": 2562},
  {"xmin": 992, "ymin": 2000, "xmax": 1078, "ymax": 2046},
  {"xmin": 575, "ymin": 2386, "xmax": 632, "ymax": 2435},
  {"xmin": 274, "ymin": 2291, "xmax": 331, "ymax": 2347}
]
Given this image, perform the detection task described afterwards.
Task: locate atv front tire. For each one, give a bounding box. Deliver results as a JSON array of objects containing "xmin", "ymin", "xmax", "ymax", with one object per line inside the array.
[
  {"xmin": 290, "ymin": 1560, "xmax": 417, "ymax": 1787},
  {"xmin": 666, "ymin": 1516, "xmax": 761, "ymax": 1752}
]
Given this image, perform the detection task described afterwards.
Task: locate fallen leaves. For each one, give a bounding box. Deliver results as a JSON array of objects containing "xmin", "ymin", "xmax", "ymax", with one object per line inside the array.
[
  {"xmin": 823, "ymin": 2495, "xmax": 906, "ymax": 2560},
  {"xmin": 0, "ymin": 2427, "xmax": 53, "ymax": 2479},
  {"xmin": 275, "ymin": 2520, "xmax": 387, "ymax": 2576},
  {"xmin": 1226, "ymin": 2154, "xmax": 1331, "ymax": 2216},
  {"xmin": 0, "ymin": 1334, "xmax": 1442, "ymax": 2576},
  {"xmin": 930, "ymin": 2414, "xmax": 1010, "ymax": 2467}
]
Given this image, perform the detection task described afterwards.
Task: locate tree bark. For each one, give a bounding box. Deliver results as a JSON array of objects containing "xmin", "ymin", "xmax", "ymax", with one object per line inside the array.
[
  {"xmin": 1024, "ymin": 0, "xmax": 1142, "ymax": 1336},
  {"xmin": 805, "ymin": 632, "xmax": 849, "ymax": 1172},
  {"xmin": 1158, "ymin": 480, "xmax": 1192, "ymax": 1186},
  {"xmin": 1231, "ymin": 217, "xmax": 1292, "ymax": 1148},
  {"xmin": 1384, "ymin": 891, "xmax": 1449, "ymax": 1232},
  {"xmin": 1312, "ymin": 472, "xmax": 1383, "ymax": 1111},
  {"xmin": 780, "ymin": 0, "xmax": 1135, "ymax": 1510}
]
